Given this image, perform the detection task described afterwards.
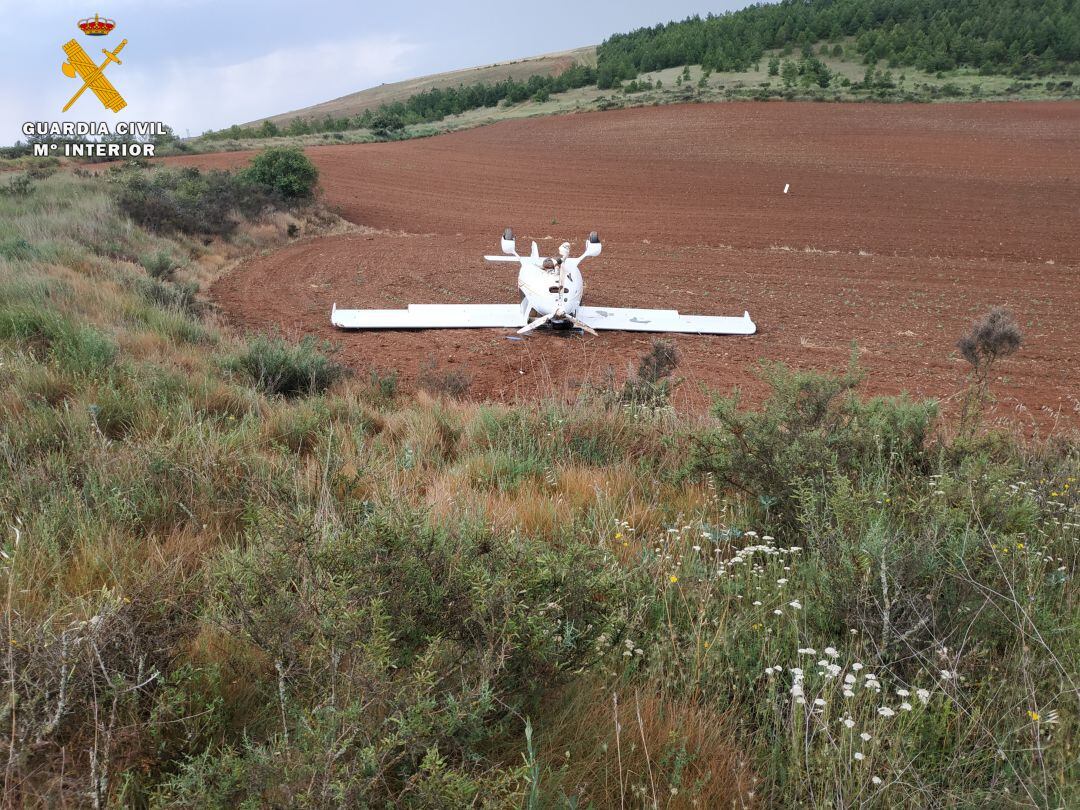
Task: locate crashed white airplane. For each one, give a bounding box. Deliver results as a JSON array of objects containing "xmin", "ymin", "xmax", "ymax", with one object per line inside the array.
[{"xmin": 331, "ymin": 230, "xmax": 756, "ymax": 336}]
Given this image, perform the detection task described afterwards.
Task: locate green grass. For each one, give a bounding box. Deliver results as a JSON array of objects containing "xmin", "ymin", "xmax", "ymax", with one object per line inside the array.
[{"xmin": 0, "ymin": 171, "xmax": 1076, "ymax": 807}]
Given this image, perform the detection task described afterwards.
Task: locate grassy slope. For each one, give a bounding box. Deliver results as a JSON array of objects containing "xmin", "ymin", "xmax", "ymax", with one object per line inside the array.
[
  {"xmin": 0, "ymin": 166, "xmax": 1077, "ymax": 806},
  {"xmin": 241, "ymin": 45, "xmax": 597, "ymax": 128}
]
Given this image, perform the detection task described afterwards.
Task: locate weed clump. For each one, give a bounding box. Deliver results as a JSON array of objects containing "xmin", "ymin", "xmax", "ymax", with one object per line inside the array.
[
  {"xmin": 591, "ymin": 338, "xmax": 682, "ymax": 411},
  {"xmin": 226, "ymin": 333, "xmax": 347, "ymax": 397},
  {"xmin": 957, "ymin": 306, "xmax": 1022, "ymax": 434},
  {"xmin": 0, "ymin": 305, "xmax": 116, "ymax": 373},
  {"xmin": 0, "ymin": 237, "xmax": 38, "ymax": 261},
  {"xmin": 418, "ymin": 358, "xmax": 471, "ymax": 399},
  {"xmin": 133, "ymin": 276, "xmax": 200, "ymax": 315}
]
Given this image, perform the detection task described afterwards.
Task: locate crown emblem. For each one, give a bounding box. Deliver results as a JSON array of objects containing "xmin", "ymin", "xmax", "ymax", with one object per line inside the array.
[{"xmin": 78, "ymin": 14, "xmax": 116, "ymax": 36}]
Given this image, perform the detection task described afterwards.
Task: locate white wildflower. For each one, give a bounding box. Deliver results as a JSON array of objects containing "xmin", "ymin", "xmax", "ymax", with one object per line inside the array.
[
  {"xmin": 854, "ymin": 752, "xmax": 865, "ymax": 761},
  {"xmin": 878, "ymin": 707, "xmax": 896, "ymax": 717}
]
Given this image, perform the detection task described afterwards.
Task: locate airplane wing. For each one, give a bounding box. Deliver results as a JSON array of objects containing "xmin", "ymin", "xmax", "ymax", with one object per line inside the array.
[
  {"xmin": 332, "ymin": 303, "xmax": 528, "ymax": 329},
  {"xmin": 62, "ymin": 40, "xmax": 126, "ymax": 112},
  {"xmin": 576, "ymin": 306, "xmax": 757, "ymax": 335}
]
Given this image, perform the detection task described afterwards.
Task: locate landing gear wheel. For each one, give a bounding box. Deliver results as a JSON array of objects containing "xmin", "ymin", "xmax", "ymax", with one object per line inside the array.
[
  {"xmin": 503, "ymin": 228, "xmax": 514, "ymax": 241},
  {"xmin": 588, "ymin": 231, "xmax": 599, "ymax": 243}
]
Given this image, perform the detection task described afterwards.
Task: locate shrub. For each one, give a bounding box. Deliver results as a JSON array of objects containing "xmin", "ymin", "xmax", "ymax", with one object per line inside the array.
[
  {"xmin": 134, "ymin": 276, "xmax": 200, "ymax": 314},
  {"xmin": 0, "ymin": 174, "xmax": 34, "ymax": 197},
  {"xmin": 226, "ymin": 333, "xmax": 347, "ymax": 397},
  {"xmin": 243, "ymin": 147, "xmax": 319, "ymax": 199},
  {"xmin": 140, "ymin": 250, "xmax": 178, "ymax": 280},
  {"xmin": 691, "ymin": 356, "xmax": 936, "ymax": 525},
  {"xmin": 112, "ymin": 167, "xmax": 277, "ymax": 236}
]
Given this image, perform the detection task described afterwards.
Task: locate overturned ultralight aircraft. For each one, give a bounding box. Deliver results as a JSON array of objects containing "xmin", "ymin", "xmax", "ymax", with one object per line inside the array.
[{"xmin": 331, "ymin": 230, "xmax": 756, "ymax": 336}]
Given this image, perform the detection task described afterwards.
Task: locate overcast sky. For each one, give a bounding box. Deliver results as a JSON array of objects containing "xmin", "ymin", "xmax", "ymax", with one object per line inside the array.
[{"xmin": 2, "ymin": 1, "xmax": 752, "ymax": 145}]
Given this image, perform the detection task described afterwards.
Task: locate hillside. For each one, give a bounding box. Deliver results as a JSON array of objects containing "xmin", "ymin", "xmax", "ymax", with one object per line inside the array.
[
  {"xmin": 241, "ymin": 45, "xmax": 596, "ymax": 128},
  {"xmin": 185, "ymin": 0, "xmax": 1079, "ymax": 153}
]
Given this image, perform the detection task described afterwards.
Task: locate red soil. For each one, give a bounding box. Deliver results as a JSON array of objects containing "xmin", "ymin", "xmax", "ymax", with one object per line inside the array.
[{"xmin": 172, "ymin": 102, "xmax": 1080, "ymax": 430}]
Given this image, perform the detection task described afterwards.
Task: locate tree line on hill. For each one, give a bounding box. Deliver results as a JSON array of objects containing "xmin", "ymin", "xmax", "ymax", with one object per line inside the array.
[
  {"xmin": 203, "ymin": 63, "xmax": 597, "ymax": 142},
  {"xmin": 596, "ymin": 0, "xmax": 1080, "ymax": 84}
]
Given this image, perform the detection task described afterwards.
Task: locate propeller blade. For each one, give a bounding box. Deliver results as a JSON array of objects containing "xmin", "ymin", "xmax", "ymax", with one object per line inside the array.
[
  {"xmin": 517, "ymin": 313, "xmax": 554, "ymax": 335},
  {"xmin": 570, "ymin": 316, "xmax": 598, "ymax": 336}
]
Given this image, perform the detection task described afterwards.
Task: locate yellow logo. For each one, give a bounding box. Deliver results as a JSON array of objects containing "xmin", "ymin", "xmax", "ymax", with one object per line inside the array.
[{"xmin": 61, "ymin": 14, "xmax": 127, "ymax": 113}]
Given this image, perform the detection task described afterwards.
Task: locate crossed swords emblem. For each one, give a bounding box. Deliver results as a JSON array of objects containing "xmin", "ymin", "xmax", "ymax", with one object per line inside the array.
[{"xmin": 61, "ymin": 38, "xmax": 128, "ymax": 113}]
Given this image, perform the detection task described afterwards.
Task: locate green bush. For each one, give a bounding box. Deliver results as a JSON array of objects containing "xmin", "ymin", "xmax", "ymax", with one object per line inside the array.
[
  {"xmin": 242, "ymin": 147, "xmax": 318, "ymax": 200},
  {"xmin": 112, "ymin": 166, "xmax": 276, "ymax": 236},
  {"xmin": 140, "ymin": 250, "xmax": 178, "ymax": 280},
  {"xmin": 225, "ymin": 333, "xmax": 347, "ymax": 397},
  {"xmin": 692, "ymin": 356, "xmax": 937, "ymax": 525},
  {"xmin": 0, "ymin": 174, "xmax": 34, "ymax": 197}
]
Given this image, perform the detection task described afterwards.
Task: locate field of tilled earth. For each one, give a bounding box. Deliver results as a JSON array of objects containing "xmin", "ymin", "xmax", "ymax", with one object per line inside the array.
[{"xmin": 168, "ymin": 101, "xmax": 1080, "ymax": 430}]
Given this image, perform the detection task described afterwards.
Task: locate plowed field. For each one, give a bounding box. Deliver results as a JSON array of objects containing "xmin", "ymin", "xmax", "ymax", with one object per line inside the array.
[{"xmin": 171, "ymin": 102, "xmax": 1080, "ymax": 428}]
